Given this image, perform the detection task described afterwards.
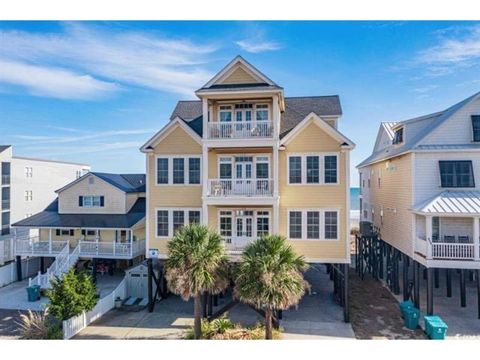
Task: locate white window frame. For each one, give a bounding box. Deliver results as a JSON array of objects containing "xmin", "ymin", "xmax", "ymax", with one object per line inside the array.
[
  {"xmin": 154, "ymin": 208, "xmax": 202, "ymax": 239},
  {"xmin": 218, "ymin": 105, "xmax": 233, "ymax": 122},
  {"xmin": 216, "ymin": 209, "xmax": 271, "ymax": 239},
  {"xmin": 216, "ymin": 154, "xmax": 271, "ymax": 180},
  {"xmin": 24, "ymin": 190, "xmax": 33, "ymax": 201},
  {"xmin": 82, "ymin": 195, "xmax": 102, "ymax": 208},
  {"xmin": 255, "ymin": 103, "xmax": 270, "ymax": 122},
  {"xmin": 287, "ymin": 153, "xmax": 339, "ymax": 185},
  {"xmin": 287, "ymin": 209, "xmax": 340, "ymax": 241},
  {"xmin": 155, "ymin": 155, "xmax": 202, "ymax": 186},
  {"xmin": 25, "ymin": 166, "xmax": 33, "ymax": 178}
]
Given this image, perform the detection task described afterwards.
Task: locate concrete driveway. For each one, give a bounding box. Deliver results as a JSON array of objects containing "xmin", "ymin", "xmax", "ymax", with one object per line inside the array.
[{"xmin": 75, "ymin": 264, "xmax": 355, "ymax": 340}]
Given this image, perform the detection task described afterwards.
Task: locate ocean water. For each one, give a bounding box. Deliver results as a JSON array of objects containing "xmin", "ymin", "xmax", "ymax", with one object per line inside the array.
[{"xmin": 350, "ymin": 187, "xmax": 360, "ymax": 210}]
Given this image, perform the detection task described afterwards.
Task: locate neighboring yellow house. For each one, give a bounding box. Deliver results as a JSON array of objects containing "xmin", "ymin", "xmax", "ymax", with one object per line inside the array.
[{"xmin": 141, "ymin": 56, "xmax": 355, "ymax": 264}]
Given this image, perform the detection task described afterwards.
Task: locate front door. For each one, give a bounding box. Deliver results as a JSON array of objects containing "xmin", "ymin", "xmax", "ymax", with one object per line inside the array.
[{"xmin": 235, "ymin": 213, "xmax": 253, "ymax": 249}]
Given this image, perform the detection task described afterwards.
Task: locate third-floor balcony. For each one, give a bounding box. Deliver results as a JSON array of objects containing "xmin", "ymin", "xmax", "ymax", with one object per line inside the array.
[
  {"xmin": 207, "ymin": 121, "xmax": 274, "ymax": 140},
  {"xmin": 207, "ymin": 178, "xmax": 273, "ymax": 197}
]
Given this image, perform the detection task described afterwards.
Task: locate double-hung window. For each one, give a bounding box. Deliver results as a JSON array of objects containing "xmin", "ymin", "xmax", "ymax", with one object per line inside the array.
[
  {"xmin": 288, "ymin": 154, "xmax": 338, "ymax": 184},
  {"xmin": 288, "ymin": 209, "xmax": 339, "ymax": 240},
  {"xmin": 156, "ymin": 208, "xmax": 202, "ymax": 237},
  {"xmin": 472, "ymin": 115, "xmax": 480, "ymax": 142},
  {"xmin": 439, "ymin": 161, "xmax": 475, "ymax": 188},
  {"xmin": 256, "ymin": 211, "xmax": 270, "ymax": 237},
  {"xmin": 219, "ymin": 211, "xmax": 233, "ymax": 238},
  {"xmin": 156, "ymin": 156, "xmax": 201, "ymax": 185},
  {"xmin": 219, "ymin": 105, "xmax": 232, "ymax": 122},
  {"xmin": 255, "ymin": 104, "xmax": 269, "ymax": 121},
  {"xmin": 79, "ymin": 195, "xmax": 104, "ymax": 208}
]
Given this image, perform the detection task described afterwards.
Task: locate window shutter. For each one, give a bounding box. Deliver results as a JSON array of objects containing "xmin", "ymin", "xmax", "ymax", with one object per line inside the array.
[
  {"xmin": 81, "ymin": 229, "xmax": 86, "ymax": 236},
  {"xmin": 79, "ymin": 196, "xmax": 83, "ymax": 207},
  {"xmin": 69, "ymin": 229, "xmax": 74, "ymax": 236},
  {"xmin": 55, "ymin": 229, "xmax": 60, "ymax": 236},
  {"xmin": 100, "ymin": 196, "xmax": 105, "ymax": 207}
]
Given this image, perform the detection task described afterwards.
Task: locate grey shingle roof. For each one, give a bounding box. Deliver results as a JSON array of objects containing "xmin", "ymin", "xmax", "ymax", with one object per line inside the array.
[
  {"xmin": 12, "ymin": 198, "xmax": 145, "ymax": 229},
  {"xmin": 168, "ymin": 96, "xmax": 342, "ymax": 138}
]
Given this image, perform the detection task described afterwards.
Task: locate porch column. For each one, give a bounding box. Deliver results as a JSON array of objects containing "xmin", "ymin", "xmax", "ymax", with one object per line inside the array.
[
  {"xmin": 112, "ymin": 231, "xmax": 116, "ymax": 256},
  {"xmin": 273, "ymin": 202, "xmax": 279, "ymax": 234},
  {"xmin": 427, "ymin": 268, "xmax": 434, "ymax": 315},
  {"xmin": 426, "ymin": 216, "xmax": 433, "ymax": 260},
  {"xmin": 48, "ymin": 228, "xmax": 52, "ymax": 254},
  {"xmin": 202, "ymin": 98, "xmax": 209, "ymax": 139},
  {"xmin": 96, "ymin": 229, "xmax": 99, "ymax": 256},
  {"xmin": 273, "ymin": 143, "xmax": 279, "ymax": 199},
  {"xmin": 474, "ymin": 217, "xmax": 480, "ymax": 261},
  {"xmin": 202, "ymin": 145, "xmax": 209, "ymax": 199},
  {"xmin": 129, "ymin": 229, "xmax": 133, "ymax": 257}
]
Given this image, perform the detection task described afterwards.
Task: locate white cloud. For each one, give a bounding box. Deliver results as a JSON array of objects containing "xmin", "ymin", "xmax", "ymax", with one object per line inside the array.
[
  {"xmin": 235, "ymin": 39, "xmax": 282, "ymax": 53},
  {"xmin": 415, "ymin": 25, "xmax": 480, "ymax": 76},
  {"xmin": 0, "ymin": 23, "xmax": 218, "ymax": 99},
  {"xmin": 0, "ymin": 59, "xmax": 119, "ymax": 100}
]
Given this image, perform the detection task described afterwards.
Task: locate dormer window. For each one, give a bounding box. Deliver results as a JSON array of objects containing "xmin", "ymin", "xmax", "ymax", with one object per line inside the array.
[
  {"xmin": 471, "ymin": 115, "xmax": 480, "ymax": 142},
  {"xmin": 392, "ymin": 127, "xmax": 404, "ymax": 145}
]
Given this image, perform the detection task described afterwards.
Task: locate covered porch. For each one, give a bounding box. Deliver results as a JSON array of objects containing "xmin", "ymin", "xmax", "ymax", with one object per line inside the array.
[{"xmin": 413, "ymin": 190, "xmax": 480, "ymax": 262}]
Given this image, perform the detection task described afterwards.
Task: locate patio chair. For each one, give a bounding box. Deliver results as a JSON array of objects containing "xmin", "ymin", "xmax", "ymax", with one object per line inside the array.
[
  {"xmin": 458, "ymin": 236, "xmax": 470, "ymax": 244},
  {"xmin": 443, "ymin": 235, "xmax": 456, "ymax": 243}
]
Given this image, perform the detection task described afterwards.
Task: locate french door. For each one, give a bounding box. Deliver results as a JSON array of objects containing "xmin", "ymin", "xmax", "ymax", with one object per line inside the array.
[
  {"xmin": 234, "ymin": 160, "xmax": 254, "ymax": 195},
  {"xmin": 235, "ymin": 214, "xmax": 254, "ymax": 248}
]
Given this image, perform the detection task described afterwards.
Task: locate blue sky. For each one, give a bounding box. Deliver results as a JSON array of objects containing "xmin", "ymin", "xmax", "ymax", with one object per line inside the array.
[{"xmin": 1, "ymin": 21, "xmax": 480, "ymax": 186}]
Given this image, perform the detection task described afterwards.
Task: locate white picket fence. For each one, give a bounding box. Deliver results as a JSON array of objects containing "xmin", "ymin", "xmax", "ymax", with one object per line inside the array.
[
  {"xmin": 0, "ymin": 257, "xmax": 42, "ymax": 288},
  {"xmin": 62, "ymin": 277, "xmax": 127, "ymax": 339}
]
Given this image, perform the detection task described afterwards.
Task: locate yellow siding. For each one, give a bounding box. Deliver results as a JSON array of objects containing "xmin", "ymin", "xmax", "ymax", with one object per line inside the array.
[
  {"xmin": 147, "ymin": 123, "xmax": 203, "ymax": 256},
  {"xmin": 218, "ymin": 66, "xmax": 259, "ymax": 85},
  {"xmin": 361, "ymin": 154, "xmax": 413, "ymax": 256},
  {"xmin": 279, "ymin": 119, "xmax": 348, "ymax": 261},
  {"xmin": 58, "ymin": 175, "xmax": 126, "ymax": 214}
]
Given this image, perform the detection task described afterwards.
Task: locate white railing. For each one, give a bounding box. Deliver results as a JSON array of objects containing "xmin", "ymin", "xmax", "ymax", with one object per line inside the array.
[
  {"xmin": 431, "ymin": 242, "xmax": 475, "ymax": 260},
  {"xmin": 224, "ymin": 237, "xmax": 252, "ymax": 255},
  {"xmin": 207, "ymin": 121, "xmax": 273, "ymax": 139},
  {"xmin": 29, "ymin": 243, "xmax": 80, "ymax": 289},
  {"xmin": 63, "ymin": 277, "xmax": 126, "ymax": 339},
  {"xmin": 208, "ymin": 179, "xmax": 273, "ymax": 197},
  {"xmin": 78, "ymin": 239, "xmax": 146, "ymax": 259},
  {"xmin": 15, "ymin": 237, "xmax": 68, "ymax": 256}
]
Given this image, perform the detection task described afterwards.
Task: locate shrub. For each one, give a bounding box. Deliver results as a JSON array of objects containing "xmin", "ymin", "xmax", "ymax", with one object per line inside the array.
[
  {"xmin": 47, "ymin": 268, "xmax": 98, "ymax": 321},
  {"xmin": 17, "ymin": 309, "xmax": 63, "ymax": 340}
]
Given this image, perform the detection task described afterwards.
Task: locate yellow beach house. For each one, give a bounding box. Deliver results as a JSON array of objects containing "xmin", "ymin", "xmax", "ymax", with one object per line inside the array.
[{"xmin": 141, "ymin": 56, "xmax": 355, "ymax": 266}]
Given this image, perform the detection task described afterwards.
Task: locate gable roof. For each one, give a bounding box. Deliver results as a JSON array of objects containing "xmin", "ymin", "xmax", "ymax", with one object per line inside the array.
[
  {"xmin": 167, "ymin": 96, "xmax": 342, "ymax": 138},
  {"xmin": 197, "ymin": 55, "xmax": 282, "ymax": 93},
  {"xmin": 12, "ymin": 197, "xmax": 145, "ymax": 229},
  {"xmin": 0, "ymin": 145, "xmax": 11, "ymax": 153},
  {"xmin": 357, "ymin": 91, "xmax": 480, "ymax": 168},
  {"xmin": 56, "ymin": 172, "xmax": 145, "ymax": 193}
]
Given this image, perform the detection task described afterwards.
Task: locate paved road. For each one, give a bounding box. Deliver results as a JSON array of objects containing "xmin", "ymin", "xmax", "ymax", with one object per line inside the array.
[{"xmin": 75, "ymin": 265, "xmax": 355, "ymax": 340}]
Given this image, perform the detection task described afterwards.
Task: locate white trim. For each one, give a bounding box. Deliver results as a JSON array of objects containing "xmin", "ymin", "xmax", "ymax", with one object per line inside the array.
[
  {"xmin": 140, "ymin": 117, "xmax": 202, "ymax": 153},
  {"xmin": 154, "ymin": 155, "xmax": 202, "ymax": 186},
  {"xmin": 287, "ymin": 208, "xmax": 340, "ymax": 242},
  {"xmin": 145, "ymin": 153, "xmax": 150, "ymax": 258},
  {"xmin": 154, "ymin": 207, "xmax": 202, "ymax": 239},
  {"xmin": 286, "ymin": 152, "xmax": 340, "ymax": 185},
  {"xmin": 345, "ymin": 149, "xmax": 351, "ymax": 262},
  {"xmin": 216, "ymin": 208, "xmax": 272, "ymax": 239},
  {"xmin": 281, "ymin": 112, "xmax": 355, "ymax": 148}
]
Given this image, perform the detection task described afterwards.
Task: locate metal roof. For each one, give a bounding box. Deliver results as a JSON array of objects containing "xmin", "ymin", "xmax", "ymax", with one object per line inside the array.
[
  {"xmin": 412, "ymin": 190, "xmax": 480, "ymax": 215},
  {"xmin": 12, "ymin": 198, "xmax": 145, "ymax": 229}
]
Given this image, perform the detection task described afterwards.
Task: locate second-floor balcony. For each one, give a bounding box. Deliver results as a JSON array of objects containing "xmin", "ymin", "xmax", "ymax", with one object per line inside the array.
[
  {"xmin": 207, "ymin": 121, "xmax": 274, "ymax": 140},
  {"xmin": 207, "ymin": 178, "xmax": 273, "ymax": 197}
]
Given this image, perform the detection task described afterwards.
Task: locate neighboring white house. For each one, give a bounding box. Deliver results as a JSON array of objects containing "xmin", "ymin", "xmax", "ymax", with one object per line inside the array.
[
  {"xmin": 358, "ymin": 91, "xmax": 480, "ymax": 270},
  {"xmin": 0, "ymin": 145, "xmax": 90, "ymax": 264}
]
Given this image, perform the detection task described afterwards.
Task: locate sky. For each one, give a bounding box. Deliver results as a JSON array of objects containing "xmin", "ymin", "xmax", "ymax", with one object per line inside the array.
[{"xmin": 1, "ymin": 21, "xmax": 480, "ymax": 186}]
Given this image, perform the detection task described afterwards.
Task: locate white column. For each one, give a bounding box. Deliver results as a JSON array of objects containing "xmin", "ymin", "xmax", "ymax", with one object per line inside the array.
[
  {"xmin": 202, "ymin": 97, "xmax": 209, "ymax": 138},
  {"xmin": 272, "ymin": 94, "xmax": 279, "ymax": 138},
  {"xmin": 202, "ymin": 144, "xmax": 209, "ymax": 197},
  {"xmin": 48, "ymin": 228, "xmax": 52, "ymax": 254},
  {"xmin": 202, "ymin": 204, "xmax": 209, "ymax": 227},
  {"xmin": 273, "ymin": 202, "xmax": 279, "ymax": 234},
  {"xmin": 426, "ymin": 216, "xmax": 432, "ymax": 260},
  {"xmin": 474, "ymin": 217, "xmax": 479, "ymax": 260},
  {"xmin": 273, "ymin": 143, "xmax": 279, "ymax": 198}
]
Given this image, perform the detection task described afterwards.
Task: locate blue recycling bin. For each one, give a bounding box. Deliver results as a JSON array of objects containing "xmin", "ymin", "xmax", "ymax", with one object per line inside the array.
[
  {"xmin": 26, "ymin": 285, "xmax": 41, "ymax": 302},
  {"xmin": 424, "ymin": 315, "xmax": 448, "ymax": 340},
  {"xmin": 404, "ymin": 307, "xmax": 420, "ymax": 330},
  {"xmin": 399, "ymin": 300, "xmax": 414, "ymax": 318}
]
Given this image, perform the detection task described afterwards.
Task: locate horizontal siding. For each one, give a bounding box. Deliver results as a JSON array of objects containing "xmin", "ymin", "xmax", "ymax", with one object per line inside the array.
[
  {"xmin": 361, "ymin": 154, "xmax": 414, "ymax": 256},
  {"xmin": 218, "ymin": 66, "xmax": 259, "ymax": 85}
]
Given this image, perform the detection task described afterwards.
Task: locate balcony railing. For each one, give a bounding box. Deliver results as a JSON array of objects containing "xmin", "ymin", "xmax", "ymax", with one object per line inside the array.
[
  {"xmin": 416, "ymin": 237, "xmax": 477, "ymax": 260},
  {"xmin": 207, "ymin": 121, "xmax": 273, "ymax": 139},
  {"xmin": 78, "ymin": 239, "xmax": 146, "ymax": 259},
  {"xmin": 15, "ymin": 237, "xmax": 69, "ymax": 256},
  {"xmin": 223, "ymin": 237, "xmax": 251, "ymax": 255},
  {"xmin": 208, "ymin": 179, "xmax": 273, "ymax": 197}
]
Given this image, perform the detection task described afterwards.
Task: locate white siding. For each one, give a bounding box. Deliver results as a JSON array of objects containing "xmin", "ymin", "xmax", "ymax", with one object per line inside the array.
[
  {"xmin": 422, "ymin": 97, "xmax": 480, "ymax": 145},
  {"xmin": 414, "ymin": 152, "xmax": 480, "ymax": 203}
]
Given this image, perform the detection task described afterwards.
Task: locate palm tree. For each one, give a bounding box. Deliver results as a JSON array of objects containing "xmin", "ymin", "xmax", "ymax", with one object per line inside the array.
[
  {"xmin": 165, "ymin": 224, "xmax": 229, "ymax": 339},
  {"xmin": 234, "ymin": 235, "xmax": 309, "ymax": 339}
]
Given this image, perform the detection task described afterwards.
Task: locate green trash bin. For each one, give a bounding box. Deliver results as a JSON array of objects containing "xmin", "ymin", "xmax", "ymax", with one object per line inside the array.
[
  {"xmin": 26, "ymin": 285, "xmax": 40, "ymax": 302},
  {"xmin": 426, "ymin": 316, "xmax": 448, "ymax": 340},
  {"xmin": 399, "ymin": 300, "xmax": 414, "ymax": 318},
  {"xmin": 424, "ymin": 315, "xmax": 445, "ymax": 337},
  {"xmin": 404, "ymin": 307, "xmax": 420, "ymax": 330}
]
